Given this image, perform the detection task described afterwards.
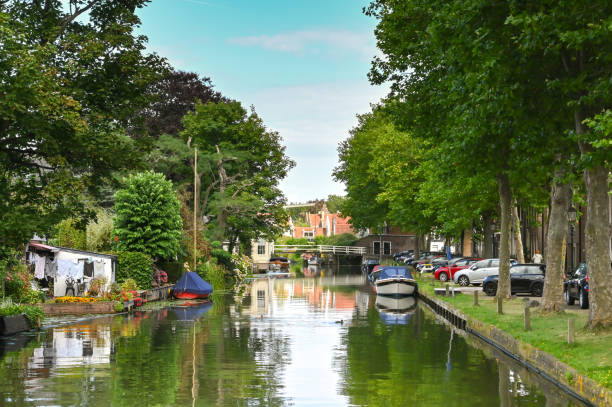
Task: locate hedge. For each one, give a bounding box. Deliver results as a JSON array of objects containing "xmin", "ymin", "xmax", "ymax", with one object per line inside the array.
[{"xmin": 115, "ymin": 251, "xmax": 153, "ymax": 290}]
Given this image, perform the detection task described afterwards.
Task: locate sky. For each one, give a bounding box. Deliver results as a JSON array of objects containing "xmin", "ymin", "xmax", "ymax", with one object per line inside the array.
[{"xmin": 136, "ymin": 0, "xmax": 389, "ymax": 203}]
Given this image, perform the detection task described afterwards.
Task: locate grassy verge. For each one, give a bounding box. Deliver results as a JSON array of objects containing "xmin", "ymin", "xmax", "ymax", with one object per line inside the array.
[
  {"xmin": 414, "ymin": 273, "xmax": 612, "ymax": 389},
  {"xmin": 0, "ymin": 299, "xmax": 45, "ymax": 327}
]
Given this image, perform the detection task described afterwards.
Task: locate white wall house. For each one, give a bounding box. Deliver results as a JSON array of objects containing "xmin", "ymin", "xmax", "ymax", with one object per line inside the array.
[
  {"xmin": 251, "ymin": 239, "xmax": 275, "ymax": 264},
  {"xmin": 28, "ymin": 241, "xmax": 117, "ymax": 297}
]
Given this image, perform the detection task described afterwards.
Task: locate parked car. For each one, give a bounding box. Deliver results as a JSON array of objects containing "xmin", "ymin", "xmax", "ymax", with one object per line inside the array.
[
  {"xmin": 434, "ymin": 257, "xmax": 483, "ymax": 282},
  {"xmin": 393, "ymin": 250, "xmax": 414, "ymax": 262},
  {"xmin": 453, "ymin": 258, "xmax": 518, "ymax": 286},
  {"xmin": 564, "ymin": 262, "xmax": 589, "ymax": 309},
  {"xmin": 404, "ymin": 252, "xmax": 440, "ymax": 266},
  {"xmin": 413, "ymin": 254, "xmax": 445, "ymax": 270},
  {"xmin": 362, "ymin": 259, "xmax": 379, "ymax": 274},
  {"xmin": 482, "ymin": 264, "xmax": 546, "ymax": 296}
]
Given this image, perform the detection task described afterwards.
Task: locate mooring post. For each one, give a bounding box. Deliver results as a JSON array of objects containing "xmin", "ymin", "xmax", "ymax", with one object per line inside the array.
[
  {"xmin": 568, "ymin": 318, "xmax": 575, "ymax": 344},
  {"xmin": 473, "ymin": 290, "xmax": 479, "ymax": 306},
  {"xmin": 524, "ymin": 306, "xmax": 531, "ymax": 331},
  {"xmin": 445, "ymin": 284, "xmax": 449, "ymax": 296},
  {"xmin": 497, "ymin": 296, "xmax": 503, "ymax": 315}
]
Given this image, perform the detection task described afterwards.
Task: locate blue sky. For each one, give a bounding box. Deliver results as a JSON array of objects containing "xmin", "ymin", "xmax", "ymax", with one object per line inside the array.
[{"xmin": 137, "ymin": 0, "xmax": 389, "ymax": 203}]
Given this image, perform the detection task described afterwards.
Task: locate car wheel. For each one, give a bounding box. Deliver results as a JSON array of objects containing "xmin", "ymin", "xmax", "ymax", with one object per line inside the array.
[
  {"xmin": 579, "ymin": 289, "xmax": 589, "ymax": 309},
  {"xmin": 531, "ymin": 283, "xmax": 543, "ymax": 297},
  {"xmin": 458, "ymin": 275, "xmax": 469, "ymax": 287},
  {"xmin": 565, "ymin": 289, "xmax": 575, "ymax": 305},
  {"xmin": 439, "ymin": 273, "xmax": 448, "ymax": 282},
  {"xmin": 483, "ymin": 283, "xmax": 497, "ymax": 296}
]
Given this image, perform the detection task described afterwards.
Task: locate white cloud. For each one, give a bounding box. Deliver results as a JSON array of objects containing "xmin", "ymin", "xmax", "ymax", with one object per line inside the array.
[
  {"xmin": 245, "ymin": 81, "xmax": 390, "ymax": 202},
  {"xmin": 227, "ymin": 29, "xmax": 377, "ymax": 59}
]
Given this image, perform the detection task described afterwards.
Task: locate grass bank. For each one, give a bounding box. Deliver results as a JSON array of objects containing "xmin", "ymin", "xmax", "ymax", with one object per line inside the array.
[{"xmin": 414, "ymin": 273, "xmax": 612, "ymax": 389}]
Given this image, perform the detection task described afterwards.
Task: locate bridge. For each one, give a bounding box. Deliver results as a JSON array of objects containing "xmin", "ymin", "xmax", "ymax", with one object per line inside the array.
[{"xmin": 273, "ymin": 244, "xmax": 366, "ymax": 255}]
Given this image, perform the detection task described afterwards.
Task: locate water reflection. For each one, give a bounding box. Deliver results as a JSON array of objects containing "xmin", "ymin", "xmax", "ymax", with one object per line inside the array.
[{"xmin": 0, "ymin": 271, "xmax": 587, "ymax": 406}]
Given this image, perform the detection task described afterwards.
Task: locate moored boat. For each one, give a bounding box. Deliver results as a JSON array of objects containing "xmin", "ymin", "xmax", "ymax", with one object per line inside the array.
[
  {"xmin": 374, "ymin": 266, "xmax": 418, "ymax": 296},
  {"xmin": 172, "ymin": 271, "xmax": 213, "ymax": 300}
]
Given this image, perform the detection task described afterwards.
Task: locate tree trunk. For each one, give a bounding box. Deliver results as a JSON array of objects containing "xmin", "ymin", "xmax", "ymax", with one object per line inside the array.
[
  {"xmin": 512, "ymin": 202, "xmax": 525, "ymax": 263},
  {"xmin": 541, "ymin": 171, "xmax": 571, "ymax": 313},
  {"xmin": 497, "ymin": 174, "xmax": 512, "ymax": 299},
  {"xmin": 414, "ymin": 233, "xmax": 421, "ymax": 260},
  {"xmin": 463, "ymin": 228, "xmax": 472, "ymax": 257},
  {"xmin": 576, "ymin": 111, "xmax": 612, "ymax": 329},
  {"xmin": 483, "ymin": 211, "xmax": 494, "ymax": 258}
]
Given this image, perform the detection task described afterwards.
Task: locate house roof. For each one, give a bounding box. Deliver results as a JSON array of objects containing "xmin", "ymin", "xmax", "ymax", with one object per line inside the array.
[{"xmin": 28, "ymin": 241, "xmax": 117, "ymax": 259}]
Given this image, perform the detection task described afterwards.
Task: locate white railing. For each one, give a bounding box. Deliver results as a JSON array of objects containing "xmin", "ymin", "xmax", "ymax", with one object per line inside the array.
[{"xmin": 273, "ymin": 244, "xmax": 366, "ymax": 255}]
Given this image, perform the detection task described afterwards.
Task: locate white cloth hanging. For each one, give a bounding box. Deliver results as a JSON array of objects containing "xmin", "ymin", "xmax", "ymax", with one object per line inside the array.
[
  {"xmin": 93, "ymin": 260, "xmax": 105, "ymax": 278},
  {"xmin": 35, "ymin": 254, "xmax": 46, "ymax": 279},
  {"xmin": 57, "ymin": 260, "xmax": 84, "ymax": 280}
]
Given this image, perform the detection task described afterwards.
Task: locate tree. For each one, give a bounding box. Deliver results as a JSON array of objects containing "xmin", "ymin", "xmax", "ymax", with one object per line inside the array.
[
  {"xmin": 326, "ymin": 195, "xmax": 345, "ymax": 214},
  {"xmin": 113, "ymin": 172, "xmax": 182, "ymax": 261},
  {"xmin": 136, "ymin": 70, "xmax": 227, "ymax": 139},
  {"xmin": 507, "ymin": 0, "xmax": 612, "ymax": 328},
  {"xmin": 180, "ymin": 101, "xmax": 295, "ymax": 249},
  {"xmin": 0, "ymin": 2, "xmax": 166, "ymax": 259},
  {"xmin": 365, "ymin": 0, "xmax": 562, "ymax": 299}
]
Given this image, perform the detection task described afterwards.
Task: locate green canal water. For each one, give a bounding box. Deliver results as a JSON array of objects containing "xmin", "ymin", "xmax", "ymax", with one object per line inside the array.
[{"xmin": 0, "ymin": 267, "xmax": 586, "ymax": 406}]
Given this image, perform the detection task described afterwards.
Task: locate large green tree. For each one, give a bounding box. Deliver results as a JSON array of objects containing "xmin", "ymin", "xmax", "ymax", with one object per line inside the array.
[
  {"xmin": 0, "ymin": 1, "xmax": 166, "ymax": 259},
  {"xmin": 180, "ymin": 100, "xmax": 295, "ymax": 250},
  {"xmin": 113, "ymin": 172, "xmax": 182, "ymax": 261}
]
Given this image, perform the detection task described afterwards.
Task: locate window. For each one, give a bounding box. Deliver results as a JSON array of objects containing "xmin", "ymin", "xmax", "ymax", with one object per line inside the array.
[
  {"xmin": 303, "ymin": 230, "xmax": 314, "ymax": 240},
  {"xmin": 373, "ymin": 241, "xmax": 381, "ymax": 255},
  {"xmin": 490, "ymin": 259, "xmax": 499, "ymax": 267},
  {"xmin": 257, "ymin": 244, "xmax": 266, "ymax": 255},
  {"xmin": 383, "ymin": 241, "xmax": 391, "ymax": 255}
]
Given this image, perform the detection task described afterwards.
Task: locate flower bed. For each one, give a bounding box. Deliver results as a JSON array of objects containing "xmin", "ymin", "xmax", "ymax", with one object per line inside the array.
[{"xmin": 53, "ymin": 296, "xmax": 105, "ymax": 303}]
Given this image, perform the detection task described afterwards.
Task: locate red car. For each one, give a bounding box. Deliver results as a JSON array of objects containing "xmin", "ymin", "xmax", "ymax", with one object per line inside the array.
[{"xmin": 434, "ymin": 257, "xmax": 483, "ymax": 282}]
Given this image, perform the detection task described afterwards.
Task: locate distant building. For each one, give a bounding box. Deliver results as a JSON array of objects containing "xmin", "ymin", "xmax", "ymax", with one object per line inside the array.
[
  {"xmin": 288, "ymin": 204, "xmax": 355, "ymax": 240},
  {"xmin": 354, "ymin": 225, "xmax": 416, "ymax": 258}
]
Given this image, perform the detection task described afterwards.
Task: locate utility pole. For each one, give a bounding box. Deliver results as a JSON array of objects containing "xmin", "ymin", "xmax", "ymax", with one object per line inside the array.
[{"xmin": 193, "ymin": 146, "xmax": 198, "ymax": 272}]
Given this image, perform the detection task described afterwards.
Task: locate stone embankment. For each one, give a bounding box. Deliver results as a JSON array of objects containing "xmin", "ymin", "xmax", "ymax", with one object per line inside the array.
[{"xmin": 417, "ymin": 290, "xmax": 611, "ymax": 407}]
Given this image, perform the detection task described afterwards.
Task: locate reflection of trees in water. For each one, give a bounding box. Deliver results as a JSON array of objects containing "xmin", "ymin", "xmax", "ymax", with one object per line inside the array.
[{"xmin": 338, "ymin": 304, "xmax": 505, "ymax": 406}]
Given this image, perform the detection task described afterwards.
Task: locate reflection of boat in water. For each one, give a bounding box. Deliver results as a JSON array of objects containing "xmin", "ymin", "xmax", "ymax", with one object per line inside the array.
[
  {"xmin": 375, "ymin": 295, "xmax": 416, "ymax": 325},
  {"xmin": 171, "ymin": 301, "xmax": 213, "ymax": 321},
  {"xmin": 374, "ymin": 267, "xmax": 418, "ymax": 296},
  {"xmin": 268, "ymin": 257, "xmax": 290, "ymax": 271},
  {"xmin": 303, "ymin": 265, "xmax": 321, "ymax": 277}
]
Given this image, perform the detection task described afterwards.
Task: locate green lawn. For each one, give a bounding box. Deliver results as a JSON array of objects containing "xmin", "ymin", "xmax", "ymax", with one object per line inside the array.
[{"xmin": 415, "ymin": 273, "xmax": 612, "ymax": 389}]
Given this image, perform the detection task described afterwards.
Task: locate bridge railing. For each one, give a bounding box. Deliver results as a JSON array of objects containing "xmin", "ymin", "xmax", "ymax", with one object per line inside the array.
[{"xmin": 273, "ymin": 244, "xmax": 366, "ymax": 255}]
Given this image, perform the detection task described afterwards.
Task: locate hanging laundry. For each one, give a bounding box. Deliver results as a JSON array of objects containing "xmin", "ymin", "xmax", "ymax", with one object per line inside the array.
[
  {"xmin": 57, "ymin": 260, "xmax": 84, "ymax": 280},
  {"xmin": 45, "ymin": 257, "xmax": 58, "ymax": 278},
  {"xmin": 93, "ymin": 260, "xmax": 105, "ymax": 278},
  {"xmin": 35, "ymin": 254, "xmax": 46, "ymax": 279}
]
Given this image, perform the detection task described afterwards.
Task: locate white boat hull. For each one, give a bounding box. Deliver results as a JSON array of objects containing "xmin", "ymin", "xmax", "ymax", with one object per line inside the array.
[{"xmin": 375, "ymin": 278, "xmax": 417, "ymax": 296}]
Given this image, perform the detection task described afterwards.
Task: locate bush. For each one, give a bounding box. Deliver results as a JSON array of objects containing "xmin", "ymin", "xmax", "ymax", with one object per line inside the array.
[
  {"xmin": 54, "ymin": 218, "xmax": 87, "ymax": 250},
  {"xmin": 5, "ymin": 263, "xmax": 31, "ymax": 303},
  {"xmin": 113, "ymin": 171, "xmax": 182, "ymax": 261},
  {"xmin": 115, "ymin": 251, "xmax": 153, "ymax": 289},
  {"xmin": 197, "ymin": 259, "xmax": 227, "ymax": 291},
  {"xmin": 114, "ymin": 302, "xmax": 124, "ymax": 312},
  {"xmin": 158, "ymin": 261, "xmax": 183, "ymax": 283},
  {"xmin": 0, "ymin": 299, "xmax": 45, "ymax": 326},
  {"xmin": 86, "ymin": 209, "xmax": 114, "ymax": 252},
  {"xmin": 211, "ymin": 248, "xmax": 233, "ymax": 270},
  {"xmin": 120, "ymin": 278, "xmax": 139, "ymax": 292},
  {"xmin": 88, "ymin": 277, "xmax": 108, "ymax": 296}
]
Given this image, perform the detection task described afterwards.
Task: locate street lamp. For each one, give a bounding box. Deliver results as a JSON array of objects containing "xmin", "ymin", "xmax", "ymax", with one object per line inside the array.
[{"xmin": 567, "ymin": 206, "xmax": 577, "ymax": 272}]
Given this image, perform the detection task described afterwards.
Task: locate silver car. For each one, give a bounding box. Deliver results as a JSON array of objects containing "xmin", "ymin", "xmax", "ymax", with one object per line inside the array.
[{"xmin": 453, "ymin": 258, "xmax": 517, "ymax": 286}]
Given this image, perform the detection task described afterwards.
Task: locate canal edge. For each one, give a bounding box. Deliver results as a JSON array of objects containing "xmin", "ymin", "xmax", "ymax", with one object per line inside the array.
[{"xmin": 417, "ymin": 291, "xmax": 611, "ymax": 407}]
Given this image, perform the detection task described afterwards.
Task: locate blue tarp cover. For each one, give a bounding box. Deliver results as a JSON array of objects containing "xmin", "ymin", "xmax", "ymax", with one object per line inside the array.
[
  {"xmin": 379, "ymin": 267, "xmax": 413, "ymax": 280},
  {"xmin": 174, "ymin": 272, "xmax": 213, "ymax": 296}
]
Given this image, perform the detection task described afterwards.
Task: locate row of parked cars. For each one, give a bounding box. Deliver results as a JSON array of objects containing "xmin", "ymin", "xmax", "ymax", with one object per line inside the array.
[{"xmin": 388, "ymin": 251, "xmax": 591, "ymax": 308}]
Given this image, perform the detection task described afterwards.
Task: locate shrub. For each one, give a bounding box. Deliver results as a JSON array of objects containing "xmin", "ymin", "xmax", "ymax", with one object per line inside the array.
[
  {"xmin": 86, "ymin": 209, "xmax": 114, "ymax": 252},
  {"xmin": 109, "ymin": 282, "xmax": 122, "ymax": 296},
  {"xmin": 88, "ymin": 277, "xmax": 108, "ymax": 296},
  {"xmin": 113, "ymin": 171, "xmax": 182, "ymax": 261},
  {"xmin": 197, "ymin": 259, "xmax": 227, "ymax": 291},
  {"xmin": 151, "ymin": 268, "xmax": 168, "ymax": 287},
  {"xmin": 115, "ymin": 251, "xmax": 153, "ymax": 289},
  {"xmin": 5, "ymin": 263, "xmax": 31, "ymax": 302},
  {"xmin": 0, "ymin": 299, "xmax": 45, "ymax": 327},
  {"xmin": 121, "ymin": 278, "xmax": 139, "ymax": 291},
  {"xmin": 158, "ymin": 261, "xmax": 183, "ymax": 283},
  {"xmin": 114, "ymin": 302, "xmax": 124, "ymax": 312},
  {"xmin": 54, "ymin": 218, "xmax": 87, "ymax": 250}
]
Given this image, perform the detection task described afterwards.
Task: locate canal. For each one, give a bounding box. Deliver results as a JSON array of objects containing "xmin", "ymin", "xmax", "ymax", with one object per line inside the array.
[{"xmin": 0, "ymin": 266, "xmax": 587, "ymax": 406}]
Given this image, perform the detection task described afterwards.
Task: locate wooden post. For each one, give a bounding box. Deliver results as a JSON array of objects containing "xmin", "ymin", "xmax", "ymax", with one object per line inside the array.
[
  {"xmin": 473, "ymin": 290, "xmax": 479, "ymax": 306},
  {"xmin": 524, "ymin": 307, "xmax": 531, "ymax": 331},
  {"xmin": 497, "ymin": 296, "xmax": 503, "ymax": 314},
  {"xmin": 568, "ymin": 318, "xmax": 575, "ymax": 344},
  {"xmin": 445, "ymin": 284, "xmax": 449, "ymax": 296}
]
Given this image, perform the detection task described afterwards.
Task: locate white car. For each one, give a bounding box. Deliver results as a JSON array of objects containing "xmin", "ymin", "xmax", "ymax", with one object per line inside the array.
[{"xmin": 453, "ymin": 258, "xmax": 517, "ymax": 286}]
